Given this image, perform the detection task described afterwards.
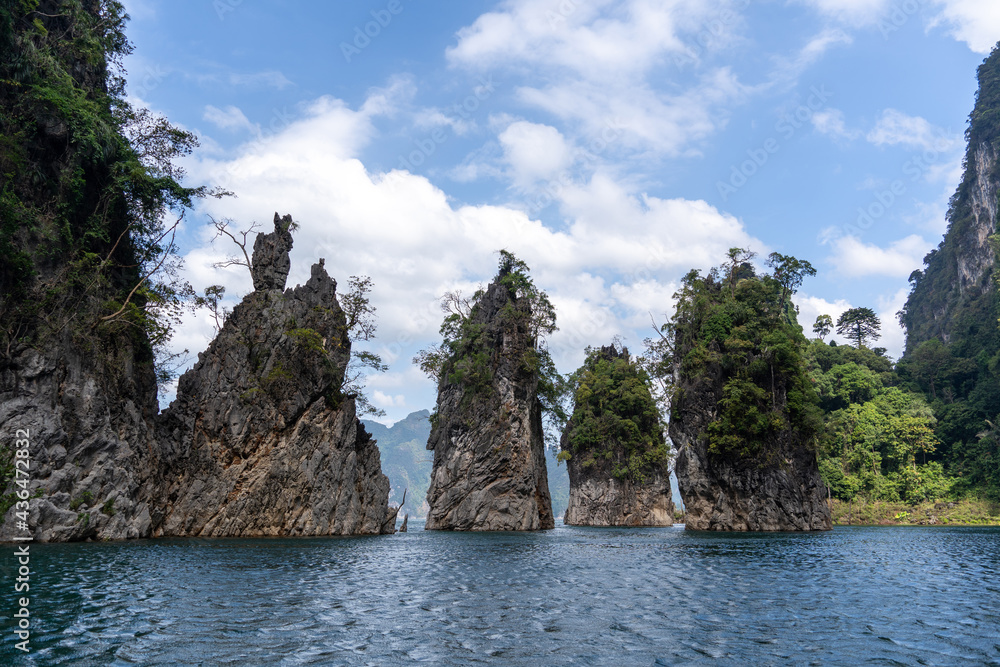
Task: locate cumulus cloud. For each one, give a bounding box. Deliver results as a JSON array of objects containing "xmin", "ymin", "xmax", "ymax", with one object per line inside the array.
[
  {"xmin": 929, "ymin": 1, "xmax": 1000, "ymax": 54},
  {"xmin": 827, "ymin": 234, "xmax": 931, "ymax": 278},
  {"xmin": 447, "ymin": 0, "xmax": 752, "ymax": 156},
  {"xmin": 179, "ymin": 88, "xmax": 761, "ymax": 421},
  {"xmin": 498, "ymin": 121, "xmax": 573, "ymax": 187}
]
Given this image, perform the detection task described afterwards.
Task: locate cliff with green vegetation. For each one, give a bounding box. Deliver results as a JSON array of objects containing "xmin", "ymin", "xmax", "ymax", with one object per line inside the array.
[
  {"xmin": 896, "ymin": 43, "xmax": 1000, "ymax": 500},
  {"xmin": 653, "ymin": 250, "xmax": 831, "ymax": 531},
  {"xmin": 0, "ymin": 2, "xmax": 396, "ymax": 540},
  {"xmin": 560, "ymin": 345, "xmax": 672, "ymax": 526},
  {"xmin": 418, "ymin": 252, "xmax": 559, "ymax": 531}
]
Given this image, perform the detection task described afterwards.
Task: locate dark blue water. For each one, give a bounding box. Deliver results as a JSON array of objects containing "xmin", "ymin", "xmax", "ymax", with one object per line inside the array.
[{"xmin": 2, "ymin": 523, "xmax": 999, "ymax": 665}]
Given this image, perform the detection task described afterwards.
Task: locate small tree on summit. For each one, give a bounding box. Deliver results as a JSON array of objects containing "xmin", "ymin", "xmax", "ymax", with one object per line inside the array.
[
  {"xmin": 813, "ymin": 314, "xmax": 833, "ymax": 340},
  {"xmin": 766, "ymin": 252, "xmax": 817, "ymax": 304},
  {"xmin": 836, "ymin": 307, "xmax": 881, "ymax": 349}
]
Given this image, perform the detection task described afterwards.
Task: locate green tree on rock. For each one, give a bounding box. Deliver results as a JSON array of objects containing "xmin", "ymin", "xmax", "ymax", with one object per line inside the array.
[
  {"xmin": 837, "ymin": 307, "xmax": 881, "ymax": 349},
  {"xmin": 414, "ymin": 250, "xmax": 566, "ymax": 436},
  {"xmin": 561, "ymin": 345, "xmax": 668, "ymax": 483},
  {"xmin": 813, "ymin": 314, "xmax": 833, "ymax": 340}
]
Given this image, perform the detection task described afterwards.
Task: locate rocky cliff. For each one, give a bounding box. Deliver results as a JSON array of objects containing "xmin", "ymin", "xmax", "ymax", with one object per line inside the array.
[
  {"xmin": 895, "ymin": 45, "xmax": 1000, "ymax": 486},
  {"xmin": 900, "ymin": 45, "xmax": 1000, "ymax": 350},
  {"xmin": 0, "ymin": 3, "xmax": 164, "ymax": 542},
  {"xmin": 0, "ymin": 4, "xmax": 397, "ymax": 541},
  {"xmin": 154, "ymin": 215, "xmax": 395, "ymax": 537},
  {"xmin": 668, "ymin": 268, "xmax": 831, "ymax": 531},
  {"xmin": 0, "ymin": 213, "xmax": 398, "ymax": 540},
  {"xmin": 561, "ymin": 346, "xmax": 673, "ymax": 526},
  {"xmin": 424, "ymin": 259, "xmax": 554, "ymax": 531}
]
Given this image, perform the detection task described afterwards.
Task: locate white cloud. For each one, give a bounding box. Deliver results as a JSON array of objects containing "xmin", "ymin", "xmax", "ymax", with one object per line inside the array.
[
  {"xmin": 447, "ymin": 0, "xmax": 694, "ymax": 80},
  {"xmin": 448, "ymin": 0, "xmax": 752, "ymax": 156},
  {"xmin": 770, "ymin": 29, "xmax": 853, "ymax": 85},
  {"xmin": 498, "ymin": 121, "xmax": 573, "ymax": 187},
  {"xmin": 794, "ymin": 293, "xmax": 852, "ymax": 341},
  {"xmin": 519, "ymin": 68, "xmax": 747, "ymax": 156},
  {"xmin": 876, "ymin": 287, "xmax": 909, "ymax": 358},
  {"xmin": 827, "ymin": 234, "xmax": 931, "ymax": 278},
  {"xmin": 930, "ymin": 1, "xmax": 1000, "ymax": 54},
  {"xmin": 866, "ymin": 109, "xmax": 959, "ymax": 152},
  {"xmin": 797, "ymin": 0, "xmax": 1000, "ymax": 55},
  {"xmin": 372, "ymin": 391, "xmax": 407, "ymax": 409},
  {"xmin": 181, "ymin": 89, "xmax": 761, "ymax": 421},
  {"xmin": 812, "ymin": 107, "xmax": 860, "ymax": 140},
  {"xmin": 203, "ymin": 105, "xmax": 254, "ymax": 133}
]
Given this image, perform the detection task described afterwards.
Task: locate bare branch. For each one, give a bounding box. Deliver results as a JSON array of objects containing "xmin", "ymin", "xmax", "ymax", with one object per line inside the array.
[{"xmin": 210, "ymin": 216, "xmax": 259, "ymax": 274}]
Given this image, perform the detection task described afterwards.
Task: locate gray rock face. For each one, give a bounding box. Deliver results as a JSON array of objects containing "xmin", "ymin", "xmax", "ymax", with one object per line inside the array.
[
  {"xmin": 250, "ymin": 213, "xmax": 294, "ymax": 291},
  {"xmin": 564, "ymin": 463, "xmax": 673, "ymax": 526},
  {"xmin": 671, "ymin": 379, "xmax": 831, "ymax": 532},
  {"xmin": 0, "ymin": 338, "xmax": 159, "ymax": 542},
  {"xmin": 155, "ymin": 244, "xmax": 394, "ymax": 537},
  {"xmin": 425, "ymin": 279, "xmax": 554, "ymax": 531},
  {"xmin": 1, "ymin": 213, "xmax": 396, "ymax": 541}
]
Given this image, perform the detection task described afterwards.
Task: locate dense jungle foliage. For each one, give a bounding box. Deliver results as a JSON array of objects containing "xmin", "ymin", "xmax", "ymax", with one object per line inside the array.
[
  {"xmin": 0, "ymin": 0, "xmax": 219, "ymax": 388},
  {"xmin": 559, "ymin": 345, "xmax": 668, "ymax": 483},
  {"xmin": 648, "ymin": 249, "xmax": 822, "ymax": 462}
]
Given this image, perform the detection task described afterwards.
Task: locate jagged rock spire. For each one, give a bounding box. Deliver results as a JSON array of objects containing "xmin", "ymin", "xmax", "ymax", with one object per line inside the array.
[{"xmin": 251, "ymin": 212, "xmax": 295, "ymax": 291}]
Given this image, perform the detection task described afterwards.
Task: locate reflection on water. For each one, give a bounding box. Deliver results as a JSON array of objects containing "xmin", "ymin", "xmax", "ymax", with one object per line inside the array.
[{"xmin": 3, "ymin": 523, "xmax": 999, "ymax": 665}]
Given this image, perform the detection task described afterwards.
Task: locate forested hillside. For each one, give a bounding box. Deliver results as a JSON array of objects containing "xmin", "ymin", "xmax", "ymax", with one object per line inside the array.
[{"xmin": 896, "ymin": 44, "xmax": 1000, "ymax": 500}]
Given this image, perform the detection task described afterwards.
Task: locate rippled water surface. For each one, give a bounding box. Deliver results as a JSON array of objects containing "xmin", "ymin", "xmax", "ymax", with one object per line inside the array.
[{"xmin": 3, "ymin": 524, "xmax": 999, "ymax": 665}]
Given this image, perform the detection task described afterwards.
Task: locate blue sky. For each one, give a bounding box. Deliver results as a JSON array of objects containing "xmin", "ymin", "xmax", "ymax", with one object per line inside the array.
[{"xmin": 119, "ymin": 0, "xmax": 998, "ymax": 425}]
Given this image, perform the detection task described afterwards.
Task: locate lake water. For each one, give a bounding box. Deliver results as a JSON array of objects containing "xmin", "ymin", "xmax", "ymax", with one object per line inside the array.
[{"xmin": 3, "ymin": 523, "xmax": 999, "ymax": 665}]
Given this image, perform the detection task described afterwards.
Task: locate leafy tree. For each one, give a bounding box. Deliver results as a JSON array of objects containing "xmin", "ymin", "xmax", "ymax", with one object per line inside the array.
[
  {"xmin": 561, "ymin": 346, "xmax": 668, "ymax": 483},
  {"xmin": 766, "ymin": 252, "xmax": 817, "ymax": 305},
  {"xmin": 813, "ymin": 314, "xmax": 833, "ymax": 340},
  {"xmin": 194, "ymin": 285, "xmax": 229, "ymax": 333},
  {"xmin": 646, "ymin": 252, "xmax": 822, "ymax": 460},
  {"xmin": 723, "ymin": 247, "xmax": 757, "ymax": 297},
  {"xmin": 836, "ymin": 307, "xmax": 882, "ymax": 348},
  {"xmin": 339, "ymin": 275, "xmax": 388, "ymax": 417},
  {"xmin": 414, "ymin": 250, "xmax": 566, "ymax": 440}
]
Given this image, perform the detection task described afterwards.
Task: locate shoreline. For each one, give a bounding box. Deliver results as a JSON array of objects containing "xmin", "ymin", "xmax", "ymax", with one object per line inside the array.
[{"xmin": 830, "ymin": 498, "xmax": 1000, "ymax": 527}]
